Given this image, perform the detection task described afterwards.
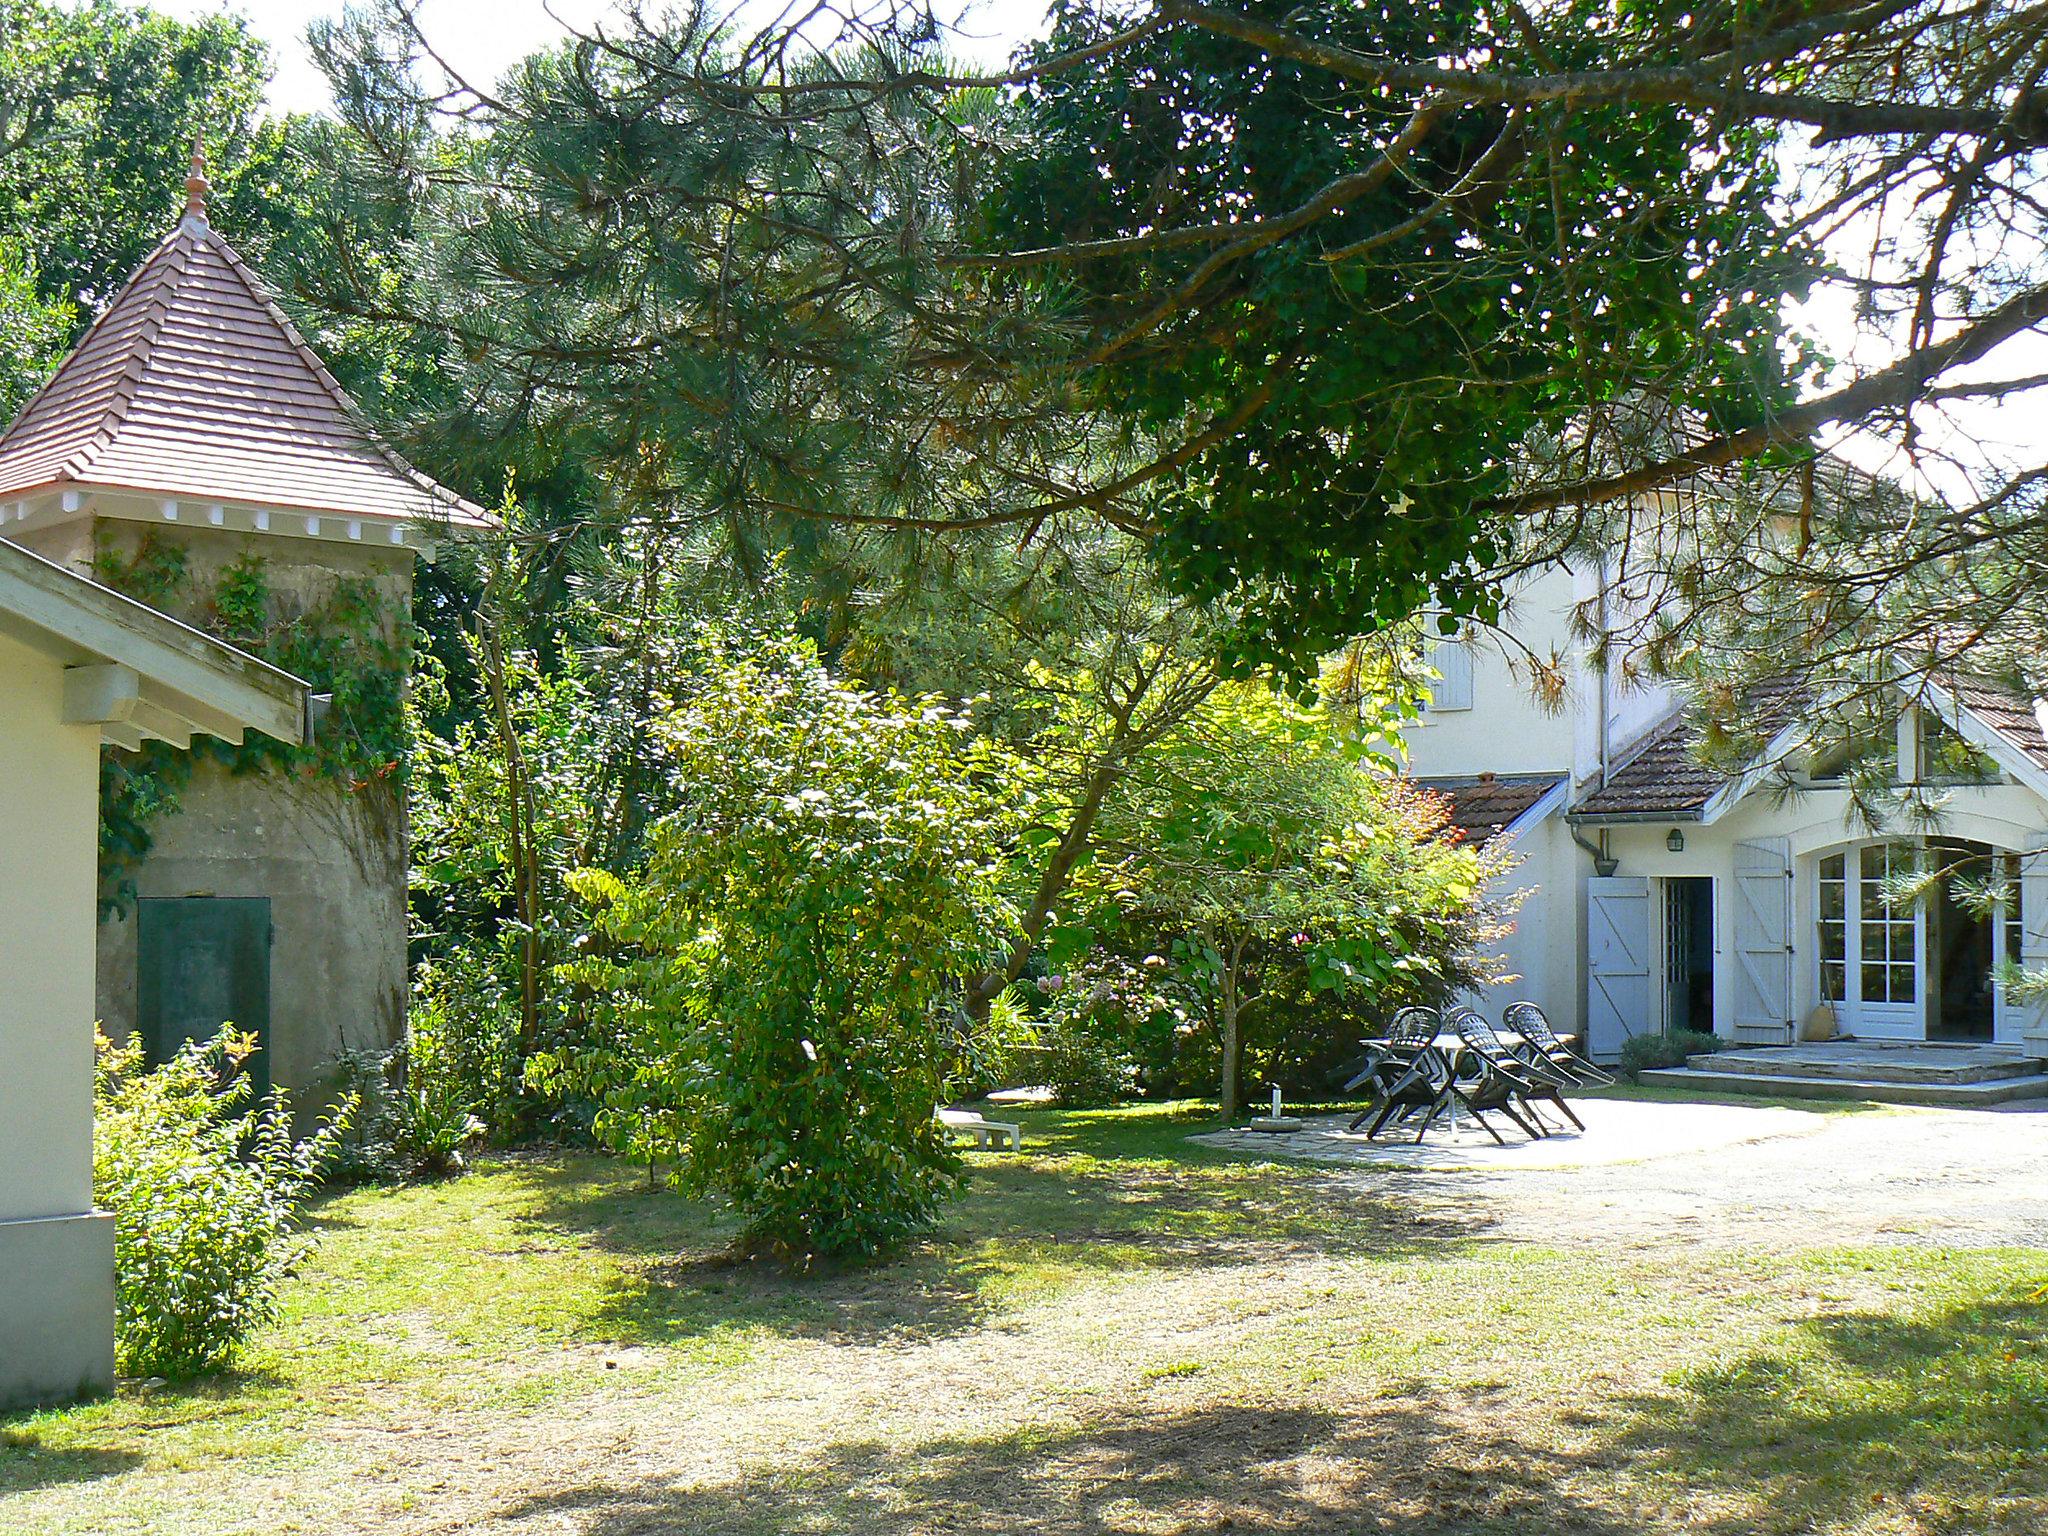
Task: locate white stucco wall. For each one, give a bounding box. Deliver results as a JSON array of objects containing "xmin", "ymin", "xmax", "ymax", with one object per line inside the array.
[
  {"xmin": 0, "ymin": 630, "xmax": 116, "ymax": 1406},
  {"xmin": 0, "ymin": 631, "xmax": 100, "ymax": 1217},
  {"xmin": 1403, "ymin": 561, "xmax": 1676, "ymax": 788},
  {"xmin": 1600, "ymin": 782, "xmax": 2048, "ymax": 1043},
  {"xmin": 1467, "ymin": 809, "xmax": 1585, "ymax": 1037},
  {"xmin": 1403, "ymin": 566, "xmax": 1580, "ymax": 780}
]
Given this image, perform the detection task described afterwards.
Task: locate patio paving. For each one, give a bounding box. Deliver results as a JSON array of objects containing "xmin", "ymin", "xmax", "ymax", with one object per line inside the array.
[
  {"xmin": 1195, "ymin": 1093, "xmax": 2048, "ymax": 1250},
  {"xmin": 1192, "ymin": 1096, "xmax": 1824, "ymax": 1171}
]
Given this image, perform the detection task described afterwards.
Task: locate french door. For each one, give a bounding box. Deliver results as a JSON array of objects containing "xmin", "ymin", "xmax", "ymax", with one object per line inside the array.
[{"xmin": 1816, "ymin": 844, "xmax": 1923, "ymax": 1039}]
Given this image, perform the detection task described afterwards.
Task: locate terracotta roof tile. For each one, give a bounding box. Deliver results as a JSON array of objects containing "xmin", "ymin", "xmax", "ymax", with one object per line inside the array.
[
  {"xmin": 1416, "ymin": 774, "xmax": 1566, "ymax": 844},
  {"xmin": 1573, "ymin": 677, "xmax": 1807, "ymax": 819},
  {"xmin": 0, "ymin": 219, "xmax": 491, "ymax": 528}
]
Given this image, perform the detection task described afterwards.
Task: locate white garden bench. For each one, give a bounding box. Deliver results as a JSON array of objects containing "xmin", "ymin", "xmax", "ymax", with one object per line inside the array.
[{"xmin": 935, "ymin": 1107, "xmax": 1024, "ymax": 1152}]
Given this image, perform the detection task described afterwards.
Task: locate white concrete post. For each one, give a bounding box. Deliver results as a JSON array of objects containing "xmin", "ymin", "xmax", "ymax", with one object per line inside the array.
[{"xmin": 0, "ymin": 635, "xmax": 116, "ymax": 1407}]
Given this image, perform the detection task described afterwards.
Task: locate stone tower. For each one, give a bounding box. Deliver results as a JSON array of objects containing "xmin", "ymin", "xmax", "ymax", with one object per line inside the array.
[{"xmin": 0, "ymin": 149, "xmax": 491, "ymax": 1094}]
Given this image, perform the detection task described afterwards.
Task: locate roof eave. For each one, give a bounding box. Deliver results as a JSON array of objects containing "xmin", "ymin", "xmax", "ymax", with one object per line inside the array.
[
  {"xmin": 0, "ymin": 537, "xmax": 306, "ymax": 748},
  {"xmin": 1566, "ymin": 806, "xmax": 1711, "ymax": 825}
]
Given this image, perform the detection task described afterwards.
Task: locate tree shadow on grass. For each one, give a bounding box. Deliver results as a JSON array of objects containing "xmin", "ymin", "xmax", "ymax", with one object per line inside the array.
[
  {"xmin": 1608, "ymin": 1295, "xmax": 2048, "ymax": 1534},
  {"xmin": 0, "ymin": 1428, "xmax": 143, "ymax": 1493},
  {"xmin": 488, "ymin": 1397, "xmax": 1636, "ymax": 1536},
  {"xmin": 515, "ymin": 1142, "xmax": 1488, "ymax": 1355}
]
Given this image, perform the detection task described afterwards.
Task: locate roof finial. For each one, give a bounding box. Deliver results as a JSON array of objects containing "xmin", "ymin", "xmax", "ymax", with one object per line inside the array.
[{"xmin": 182, "ymin": 135, "xmax": 209, "ymax": 230}]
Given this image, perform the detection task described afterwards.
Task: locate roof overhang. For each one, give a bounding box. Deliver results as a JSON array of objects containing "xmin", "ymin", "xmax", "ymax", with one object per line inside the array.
[
  {"xmin": 1498, "ymin": 776, "xmax": 1570, "ymax": 840},
  {"xmin": 1920, "ymin": 678, "xmax": 2048, "ymax": 803},
  {"xmin": 0, "ymin": 485, "xmax": 485, "ymax": 562},
  {"xmin": 0, "ymin": 537, "xmax": 307, "ymax": 750},
  {"xmin": 1567, "ymin": 805, "xmax": 1709, "ymax": 826},
  {"xmin": 1569, "ymin": 679, "xmax": 2048, "ymax": 827}
]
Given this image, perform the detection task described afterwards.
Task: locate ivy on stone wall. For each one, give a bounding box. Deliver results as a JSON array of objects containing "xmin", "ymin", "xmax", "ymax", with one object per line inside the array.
[{"xmin": 94, "ymin": 531, "xmax": 411, "ymax": 913}]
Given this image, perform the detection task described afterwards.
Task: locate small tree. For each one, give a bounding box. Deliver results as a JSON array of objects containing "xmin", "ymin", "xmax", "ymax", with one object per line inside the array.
[
  {"xmin": 1070, "ymin": 686, "xmax": 1504, "ymax": 1118},
  {"xmin": 539, "ymin": 629, "xmax": 1018, "ymax": 1265}
]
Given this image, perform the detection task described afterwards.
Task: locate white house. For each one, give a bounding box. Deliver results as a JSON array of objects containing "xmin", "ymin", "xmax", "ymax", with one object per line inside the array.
[
  {"xmin": 1402, "ymin": 560, "xmax": 2048, "ymax": 1064},
  {"xmin": 0, "ymin": 536, "xmax": 305, "ymax": 1411}
]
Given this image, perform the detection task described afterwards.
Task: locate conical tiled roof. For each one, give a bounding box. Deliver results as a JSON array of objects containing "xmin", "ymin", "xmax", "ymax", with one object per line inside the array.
[{"xmin": 0, "ymin": 211, "xmax": 491, "ymax": 528}]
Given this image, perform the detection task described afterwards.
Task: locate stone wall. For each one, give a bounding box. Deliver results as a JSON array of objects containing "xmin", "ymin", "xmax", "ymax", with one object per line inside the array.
[{"xmin": 17, "ymin": 516, "xmax": 415, "ymax": 1096}]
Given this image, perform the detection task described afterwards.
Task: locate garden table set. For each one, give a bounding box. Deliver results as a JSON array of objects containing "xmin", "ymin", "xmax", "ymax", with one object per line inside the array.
[{"xmin": 1343, "ymin": 1002, "xmax": 1612, "ymax": 1145}]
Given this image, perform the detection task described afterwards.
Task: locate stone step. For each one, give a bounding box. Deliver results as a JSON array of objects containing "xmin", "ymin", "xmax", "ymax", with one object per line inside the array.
[
  {"xmin": 1691, "ymin": 1049, "xmax": 2045, "ymax": 1085},
  {"xmin": 1640, "ymin": 1065, "xmax": 2048, "ymax": 1106}
]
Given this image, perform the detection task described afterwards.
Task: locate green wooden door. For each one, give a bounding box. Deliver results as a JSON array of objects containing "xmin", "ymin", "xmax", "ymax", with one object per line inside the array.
[{"xmin": 136, "ymin": 897, "xmax": 273, "ymax": 1098}]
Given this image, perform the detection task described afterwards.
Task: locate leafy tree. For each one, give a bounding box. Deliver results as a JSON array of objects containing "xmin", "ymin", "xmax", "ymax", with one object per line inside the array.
[
  {"xmin": 1069, "ymin": 684, "xmax": 1505, "ymax": 1117},
  {"xmin": 0, "ymin": 244, "xmax": 70, "ymax": 422},
  {"xmin": 538, "ymin": 628, "xmax": 1019, "ymax": 1263},
  {"xmin": 0, "ymin": 0, "xmax": 266, "ymax": 291}
]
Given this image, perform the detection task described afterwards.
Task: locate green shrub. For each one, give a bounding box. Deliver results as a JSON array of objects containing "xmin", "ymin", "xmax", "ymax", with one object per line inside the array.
[
  {"xmin": 390, "ymin": 1005, "xmax": 489, "ymax": 1177},
  {"xmin": 539, "ymin": 631, "xmax": 1018, "ymax": 1266},
  {"xmin": 1039, "ymin": 1018, "xmax": 1138, "ymax": 1107},
  {"xmin": 93, "ymin": 1028, "xmax": 350, "ymax": 1378},
  {"xmin": 1619, "ymin": 1028, "xmax": 1723, "ymax": 1081},
  {"xmin": 1032, "ymin": 959, "xmax": 1157, "ymax": 1106},
  {"xmin": 319, "ymin": 1047, "xmax": 400, "ymax": 1184},
  {"xmin": 408, "ymin": 947, "xmax": 528, "ymax": 1140},
  {"xmin": 945, "ymin": 985, "xmax": 1039, "ymax": 1101}
]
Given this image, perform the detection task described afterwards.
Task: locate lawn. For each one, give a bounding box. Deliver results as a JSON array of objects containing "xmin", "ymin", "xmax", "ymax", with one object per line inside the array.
[{"xmin": 2, "ymin": 1101, "xmax": 2044, "ymax": 1535}]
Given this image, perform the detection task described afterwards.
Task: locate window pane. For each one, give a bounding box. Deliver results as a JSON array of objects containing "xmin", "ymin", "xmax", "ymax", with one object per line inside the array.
[
  {"xmin": 1818, "ymin": 919, "xmax": 1845, "ymax": 964},
  {"xmin": 1862, "ymin": 844, "xmax": 1886, "ymax": 883},
  {"xmin": 1820, "ymin": 881, "xmax": 1845, "ymax": 921},
  {"xmin": 1863, "ymin": 962, "xmax": 1890, "ymax": 1000},
  {"xmin": 1862, "ymin": 925, "xmax": 1889, "ymax": 962},
  {"xmin": 1822, "ymin": 961, "xmax": 1846, "ymax": 1000},
  {"xmin": 1891, "ymin": 964, "xmax": 1917, "ymax": 1002},
  {"xmin": 1821, "ymin": 852, "xmax": 1845, "ymax": 881}
]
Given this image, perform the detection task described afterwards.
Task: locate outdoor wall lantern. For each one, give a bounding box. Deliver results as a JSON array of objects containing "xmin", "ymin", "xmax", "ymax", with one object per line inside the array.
[{"xmin": 1666, "ymin": 828, "xmax": 1686, "ymax": 853}]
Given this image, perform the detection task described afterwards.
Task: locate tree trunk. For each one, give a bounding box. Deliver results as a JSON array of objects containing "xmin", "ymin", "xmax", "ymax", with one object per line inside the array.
[
  {"xmin": 476, "ymin": 616, "xmax": 542, "ymax": 1062},
  {"xmin": 1218, "ymin": 938, "xmax": 1242, "ymax": 1120}
]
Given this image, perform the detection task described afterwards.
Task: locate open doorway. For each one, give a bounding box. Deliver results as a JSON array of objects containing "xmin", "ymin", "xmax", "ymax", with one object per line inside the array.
[
  {"xmin": 1928, "ymin": 842, "xmax": 1996, "ymax": 1042},
  {"xmin": 1663, "ymin": 877, "xmax": 1715, "ymax": 1035}
]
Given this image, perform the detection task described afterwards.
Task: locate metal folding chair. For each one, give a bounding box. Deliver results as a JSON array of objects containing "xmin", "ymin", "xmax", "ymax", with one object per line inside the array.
[{"xmin": 1502, "ymin": 1001, "xmax": 1614, "ymax": 1086}]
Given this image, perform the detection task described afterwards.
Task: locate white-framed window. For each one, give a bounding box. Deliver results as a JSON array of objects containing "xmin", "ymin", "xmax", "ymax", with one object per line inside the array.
[
  {"xmin": 1815, "ymin": 842, "xmax": 1920, "ymax": 1013},
  {"xmin": 1858, "ymin": 843, "xmax": 1917, "ymax": 1005}
]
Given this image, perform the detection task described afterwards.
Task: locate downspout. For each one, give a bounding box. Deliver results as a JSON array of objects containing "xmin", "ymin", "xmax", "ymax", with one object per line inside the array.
[
  {"xmin": 1596, "ymin": 556, "xmax": 1611, "ymax": 790},
  {"xmin": 1573, "ymin": 557, "xmax": 1618, "ymax": 877},
  {"xmin": 1571, "ymin": 823, "xmax": 1618, "ymax": 878}
]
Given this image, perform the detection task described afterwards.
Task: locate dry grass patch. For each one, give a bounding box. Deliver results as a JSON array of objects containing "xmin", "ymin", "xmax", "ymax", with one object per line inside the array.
[{"xmin": 1, "ymin": 1104, "xmax": 2044, "ymax": 1535}]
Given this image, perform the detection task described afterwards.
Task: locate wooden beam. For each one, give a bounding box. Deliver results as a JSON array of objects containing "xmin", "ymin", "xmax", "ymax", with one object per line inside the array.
[
  {"xmin": 127, "ymin": 698, "xmax": 193, "ymax": 750},
  {"xmin": 0, "ymin": 542, "xmax": 305, "ymax": 745},
  {"xmin": 61, "ymin": 663, "xmax": 140, "ymax": 725}
]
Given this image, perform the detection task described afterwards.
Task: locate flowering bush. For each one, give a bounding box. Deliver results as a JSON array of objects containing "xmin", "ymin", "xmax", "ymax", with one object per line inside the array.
[{"xmin": 540, "ymin": 631, "xmax": 1019, "ymax": 1265}]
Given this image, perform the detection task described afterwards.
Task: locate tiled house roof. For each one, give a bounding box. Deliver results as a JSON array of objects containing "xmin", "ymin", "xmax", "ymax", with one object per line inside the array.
[
  {"xmin": 1572, "ymin": 678, "xmax": 1807, "ymax": 819},
  {"xmin": 0, "ymin": 213, "xmax": 491, "ymax": 528},
  {"xmin": 1417, "ymin": 774, "xmax": 1567, "ymax": 844},
  {"xmin": 1572, "ymin": 673, "xmax": 2048, "ymax": 819},
  {"xmin": 1570, "ymin": 712, "xmax": 1725, "ymax": 818},
  {"xmin": 1946, "ymin": 676, "xmax": 2048, "ymax": 777}
]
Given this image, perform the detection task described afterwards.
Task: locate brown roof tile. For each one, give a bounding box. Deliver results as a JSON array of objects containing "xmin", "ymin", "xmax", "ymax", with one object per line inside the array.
[
  {"xmin": 0, "ymin": 218, "xmax": 491, "ymax": 528},
  {"xmin": 1573, "ymin": 677, "xmax": 1807, "ymax": 819},
  {"xmin": 1416, "ymin": 774, "xmax": 1566, "ymax": 844},
  {"xmin": 1947, "ymin": 676, "xmax": 2048, "ymax": 776}
]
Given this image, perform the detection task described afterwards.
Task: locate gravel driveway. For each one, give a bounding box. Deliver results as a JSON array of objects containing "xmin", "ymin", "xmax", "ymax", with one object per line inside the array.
[{"xmin": 1219, "ymin": 1099, "xmax": 2048, "ymax": 1252}]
